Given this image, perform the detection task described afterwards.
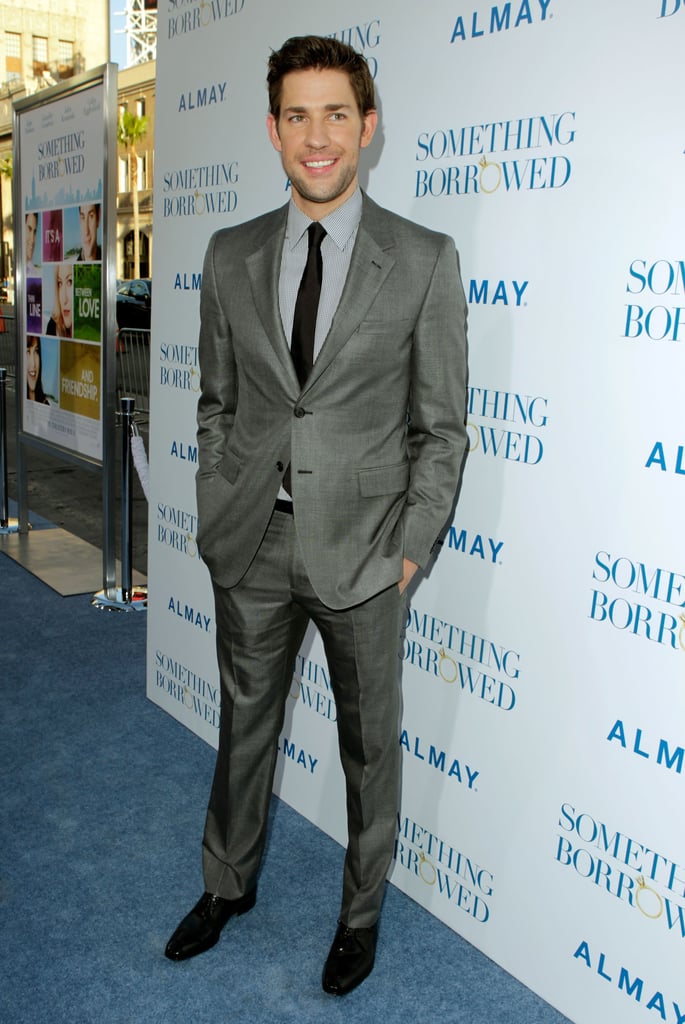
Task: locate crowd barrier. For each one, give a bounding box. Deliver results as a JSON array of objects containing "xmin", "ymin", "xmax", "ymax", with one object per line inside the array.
[
  {"xmin": 0, "ymin": 367, "xmax": 10, "ymax": 528},
  {"xmin": 0, "ymin": 308, "xmax": 16, "ymax": 383},
  {"xmin": 116, "ymin": 329, "xmax": 150, "ymax": 417}
]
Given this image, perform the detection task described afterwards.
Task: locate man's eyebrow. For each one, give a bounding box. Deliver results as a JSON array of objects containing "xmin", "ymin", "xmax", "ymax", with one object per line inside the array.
[{"xmin": 282, "ymin": 103, "xmax": 353, "ymax": 114}]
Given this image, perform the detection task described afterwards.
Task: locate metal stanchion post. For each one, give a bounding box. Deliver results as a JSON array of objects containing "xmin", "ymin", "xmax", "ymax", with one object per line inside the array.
[
  {"xmin": 0, "ymin": 368, "xmax": 7, "ymax": 527},
  {"xmin": 121, "ymin": 396, "xmax": 134, "ymax": 603},
  {"xmin": 92, "ymin": 396, "xmax": 147, "ymax": 611},
  {"xmin": 0, "ymin": 367, "xmax": 19, "ymax": 534}
]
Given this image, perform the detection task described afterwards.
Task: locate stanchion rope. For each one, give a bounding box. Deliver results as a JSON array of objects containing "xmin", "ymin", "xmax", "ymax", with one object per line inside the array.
[{"xmin": 130, "ymin": 421, "xmax": 150, "ymax": 502}]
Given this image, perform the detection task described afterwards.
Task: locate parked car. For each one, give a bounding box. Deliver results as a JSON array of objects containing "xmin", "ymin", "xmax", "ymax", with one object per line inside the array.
[{"xmin": 116, "ymin": 279, "xmax": 152, "ymax": 331}]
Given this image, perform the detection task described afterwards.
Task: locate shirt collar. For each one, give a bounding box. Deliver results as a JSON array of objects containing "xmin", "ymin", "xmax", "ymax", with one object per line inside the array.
[{"xmin": 285, "ymin": 187, "xmax": 363, "ymax": 252}]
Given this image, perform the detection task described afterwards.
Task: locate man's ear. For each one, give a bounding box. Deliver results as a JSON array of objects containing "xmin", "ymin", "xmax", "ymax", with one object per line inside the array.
[
  {"xmin": 266, "ymin": 113, "xmax": 282, "ymax": 153},
  {"xmin": 360, "ymin": 109, "xmax": 378, "ymax": 149}
]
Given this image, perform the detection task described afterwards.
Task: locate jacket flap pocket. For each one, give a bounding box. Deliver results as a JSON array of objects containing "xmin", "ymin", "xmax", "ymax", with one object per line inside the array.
[{"xmin": 359, "ymin": 461, "xmax": 409, "ymax": 497}]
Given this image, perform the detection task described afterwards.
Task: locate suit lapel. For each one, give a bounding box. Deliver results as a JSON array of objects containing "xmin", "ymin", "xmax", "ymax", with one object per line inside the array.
[
  {"xmin": 245, "ymin": 209, "xmax": 300, "ymax": 386},
  {"xmin": 303, "ymin": 214, "xmax": 396, "ymax": 392}
]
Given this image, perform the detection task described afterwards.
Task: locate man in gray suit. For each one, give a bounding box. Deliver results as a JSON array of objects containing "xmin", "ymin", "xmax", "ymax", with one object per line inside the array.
[{"xmin": 165, "ymin": 35, "xmax": 468, "ymax": 995}]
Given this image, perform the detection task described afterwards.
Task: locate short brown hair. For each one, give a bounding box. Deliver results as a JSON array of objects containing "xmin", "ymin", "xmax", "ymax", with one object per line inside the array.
[{"xmin": 267, "ymin": 35, "xmax": 375, "ymax": 120}]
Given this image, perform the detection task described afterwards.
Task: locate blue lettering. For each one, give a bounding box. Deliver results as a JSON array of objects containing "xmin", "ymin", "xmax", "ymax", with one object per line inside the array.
[{"xmin": 607, "ymin": 719, "xmax": 627, "ymax": 747}]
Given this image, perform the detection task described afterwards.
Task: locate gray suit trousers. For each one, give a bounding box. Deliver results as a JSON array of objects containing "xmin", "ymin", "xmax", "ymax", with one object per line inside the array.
[{"xmin": 202, "ymin": 507, "xmax": 405, "ymax": 928}]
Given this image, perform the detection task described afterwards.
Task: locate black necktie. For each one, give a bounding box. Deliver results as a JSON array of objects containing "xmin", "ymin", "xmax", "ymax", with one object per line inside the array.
[
  {"xmin": 291, "ymin": 222, "xmax": 326, "ymax": 386},
  {"xmin": 283, "ymin": 222, "xmax": 326, "ymax": 498}
]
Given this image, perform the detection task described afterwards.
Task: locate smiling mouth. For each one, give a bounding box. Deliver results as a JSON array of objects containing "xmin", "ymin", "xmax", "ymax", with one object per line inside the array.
[{"xmin": 303, "ymin": 159, "xmax": 336, "ymax": 169}]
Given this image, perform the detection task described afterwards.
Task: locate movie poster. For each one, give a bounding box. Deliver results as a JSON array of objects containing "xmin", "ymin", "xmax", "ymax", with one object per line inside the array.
[{"xmin": 17, "ymin": 82, "xmax": 105, "ymax": 461}]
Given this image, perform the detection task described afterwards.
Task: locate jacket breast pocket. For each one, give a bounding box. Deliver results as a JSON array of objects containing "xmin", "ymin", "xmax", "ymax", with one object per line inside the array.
[
  {"xmin": 358, "ymin": 318, "xmax": 412, "ymax": 337},
  {"xmin": 358, "ymin": 461, "xmax": 409, "ymax": 497}
]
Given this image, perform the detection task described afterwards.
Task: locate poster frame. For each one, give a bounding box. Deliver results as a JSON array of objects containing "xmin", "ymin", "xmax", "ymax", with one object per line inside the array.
[{"xmin": 11, "ymin": 63, "xmax": 118, "ymax": 595}]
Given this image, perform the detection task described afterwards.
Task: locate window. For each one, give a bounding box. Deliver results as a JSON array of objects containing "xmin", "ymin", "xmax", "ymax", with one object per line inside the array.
[
  {"xmin": 119, "ymin": 154, "xmax": 148, "ymax": 192},
  {"xmin": 32, "ymin": 36, "xmax": 48, "ymax": 62},
  {"xmin": 136, "ymin": 97, "xmax": 146, "ymax": 118},
  {"xmin": 119, "ymin": 156, "xmax": 129, "ymax": 193},
  {"xmin": 32, "ymin": 35, "xmax": 48, "ymax": 77},
  {"xmin": 123, "ymin": 230, "xmax": 150, "ymax": 279},
  {"xmin": 58, "ymin": 40, "xmax": 74, "ymax": 78},
  {"xmin": 5, "ymin": 32, "xmax": 21, "ymax": 58},
  {"xmin": 138, "ymin": 152, "xmax": 148, "ymax": 190},
  {"xmin": 5, "ymin": 32, "xmax": 21, "ymax": 81}
]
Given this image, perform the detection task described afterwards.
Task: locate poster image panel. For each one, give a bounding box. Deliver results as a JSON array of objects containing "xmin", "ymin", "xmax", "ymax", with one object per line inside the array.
[{"xmin": 14, "ymin": 76, "xmax": 109, "ymax": 464}]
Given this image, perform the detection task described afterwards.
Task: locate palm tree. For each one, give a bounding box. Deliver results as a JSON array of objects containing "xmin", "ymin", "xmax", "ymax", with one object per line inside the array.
[{"xmin": 117, "ymin": 110, "xmax": 149, "ymax": 279}]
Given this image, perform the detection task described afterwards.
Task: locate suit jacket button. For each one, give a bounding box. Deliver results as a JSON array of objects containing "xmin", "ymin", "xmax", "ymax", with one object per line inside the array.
[
  {"xmin": 294, "ymin": 407, "xmax": 306, "ymax": 419},
  {"xmin": 276, "ymin": 461, "xmax": 284, "ymax": 472}
]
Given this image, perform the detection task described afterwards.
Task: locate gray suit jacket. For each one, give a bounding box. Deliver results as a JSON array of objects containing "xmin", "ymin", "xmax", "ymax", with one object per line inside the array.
[{"xmin": 195, "ymin": 193, "xmax": 468, "ymax": 609}]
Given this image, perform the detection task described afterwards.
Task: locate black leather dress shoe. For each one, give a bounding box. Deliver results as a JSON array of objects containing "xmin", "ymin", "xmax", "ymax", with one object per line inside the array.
[
  {"xmin": 322, "ymin": 921, "xmax": 377, "ymax": 995},
  {"xmin": 164, "ymin": 888, "xmax": 257, "ymax": 961}
]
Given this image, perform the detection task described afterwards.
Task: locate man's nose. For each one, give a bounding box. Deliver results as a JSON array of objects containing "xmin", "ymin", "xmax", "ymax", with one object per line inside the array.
[{"xmin": 304, "ymin": 118, "xmax": 330, "ymax": 148}]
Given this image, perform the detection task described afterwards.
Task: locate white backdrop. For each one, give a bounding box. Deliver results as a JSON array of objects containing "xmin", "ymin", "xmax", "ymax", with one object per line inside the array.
[{"xmin": 146, "ymin": 3, "xmax": 684, "ymax": 1021}]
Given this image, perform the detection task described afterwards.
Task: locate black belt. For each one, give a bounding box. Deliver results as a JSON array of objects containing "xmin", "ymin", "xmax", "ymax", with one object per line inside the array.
[{"xmin": 274, "ymin": 498, "xmax": 294, "ymax": 515}]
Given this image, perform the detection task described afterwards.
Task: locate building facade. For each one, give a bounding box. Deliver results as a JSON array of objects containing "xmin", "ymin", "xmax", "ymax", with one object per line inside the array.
[
  {"xmin": 1, "ymin": 0, "xmax": 109, "ymax": 94},
  {"xmin": 116, "ymin": 61, "xmax": 155, "ymax": 281},
  {"xmin": 0, "ymin": 0, "xmax": 110, "ymax": 296},
  {"xmin": 0, "ymin": 0, "xmax": 157, "ymax": 294}
]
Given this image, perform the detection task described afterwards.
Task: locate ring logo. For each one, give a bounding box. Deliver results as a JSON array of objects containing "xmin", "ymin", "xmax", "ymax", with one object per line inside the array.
[
  {"xmin": 466, "ymin": 385, "xmax": 548, "ymax": 465},
  {"xmin": 168, "ymin": 0, "xmax": 246, "ymax": 39},
  {"xmin": 556, "ymin": 803, "xmax": 685, "ymax": 942},
  {"xmin": 469, "ymin": 278, "xmax": 528, "ymax": 306},
  {"xmin": 589, "ymin": 550, "xmax": 685, "ymax": 651},
  {"xmin": 162, "ymin": 162, "xmax": 239, "ymax": 218},
  {"xmin": 170, "ymin": 440, "xmax": 198, "ymax": 464},
  {"xmin": 178, "ymin": 81, "xmax": 227, "ymax": 113},
  {"xmin": 289, "ymin": 654, "xmax": 337, "ymax": 723},
  {"xmin": 439, "ymin": 525, "xmax": 504, "ymax": 564},
  {"xmin": 173, "ymin": 270, "xmax": 202, "ymax": 291},
  {"xmin": 167, "ymin": 595, "xmax": 212, "ymax": 633},
  {"xmin": 607, "ymin": 719, "xmax": 684, "ymax": 776},
  {"xmin": 402, "ymin": 605, "xmax": 520, "ymax": 711},
  {"xmin": 450, "ymin": 0, "xmax": 553, "ymax": 41},
  {"xmin": 573, "ymin": 941, "xmax": 684, "ymax": 1023},
  {"xmin": 624, "ymin": 260, "xmax": 685, "ymax": 343},
  {"xmin": 415, "ymin": 110, "xmax": 574, "ymax": 199},
  {"xmin": 400, "ymin": 729, "xmax": 480, "ymax": 790},
  {"xmin": 159, "ymin": 341, "xmax": 200, "ymax": 393},
  {"xmin": 659, "ymin": 0, "xmax": 683, "ymax": 16},
  {"xmin": 394, "ymin": 812, "xmax": 494, "ymax": 921},
  {"xmin": 156, "ymin": 502, "xmax": 200, "ymax": 558},
  {"xmin": 154, "ymin": 649, "xmax": 219, "ymax": 728},
  {"xmin": 328, "ymin": 19, "xmax": 381, "ymax": 78}
]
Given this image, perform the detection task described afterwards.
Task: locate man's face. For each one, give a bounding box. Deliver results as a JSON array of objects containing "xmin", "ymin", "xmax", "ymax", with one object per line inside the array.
[
  {"xmin": 79, "ymin": 204, "xmax": 99, "ymax": 259},
  {"xmin": 26, "ymin": 215, "xmax": 37, "ymax": 263},
  {"xmin": 267, "ymin": 68, "xmax": 377, "ymax": 220}
]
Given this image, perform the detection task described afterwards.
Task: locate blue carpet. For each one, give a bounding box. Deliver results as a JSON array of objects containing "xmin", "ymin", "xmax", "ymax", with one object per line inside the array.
[{"xmin": 0, "ymin": 550, "xmax": 570, "ymax": 1024}]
